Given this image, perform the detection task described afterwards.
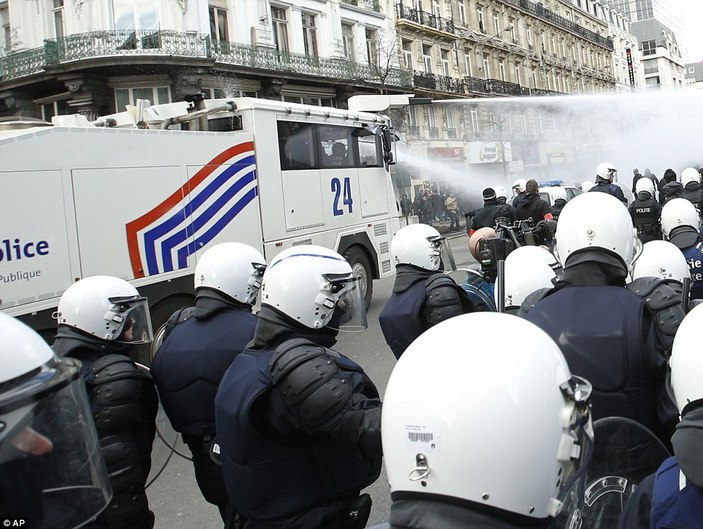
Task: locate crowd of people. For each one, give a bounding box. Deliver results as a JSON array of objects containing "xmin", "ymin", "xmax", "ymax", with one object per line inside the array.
[{"xmin": 4, "ymin": 161, "xmax": 703, "ymax": 529}]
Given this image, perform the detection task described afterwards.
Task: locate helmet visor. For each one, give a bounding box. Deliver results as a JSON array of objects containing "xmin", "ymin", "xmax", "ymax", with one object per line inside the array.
[
  {"xmin": 108, "ymin": 295, "xmax": 154, "ymax": 344},
  {"xmin": 244, "ymin": 263, "xmax": 267, "ymax": 305},
  {"xmin": 326, "ymin": 274, "xmax": 368, "ymax": 332},
  {"xmin": 0, "ymin": 358, "xmax": 111, "ymax": 527}
]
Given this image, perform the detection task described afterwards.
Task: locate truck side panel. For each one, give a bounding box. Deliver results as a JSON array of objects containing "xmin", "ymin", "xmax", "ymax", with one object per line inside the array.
[{"xmin": 0, "ymin": 169, "xmax": 74, "ymax": 310}]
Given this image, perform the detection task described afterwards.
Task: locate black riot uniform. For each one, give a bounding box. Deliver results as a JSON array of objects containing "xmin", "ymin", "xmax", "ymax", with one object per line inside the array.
[
  {"xmin": 53, "ymin": 328, "xmax": 158, "ymax": 529},
  {"xmin": 379, "ymin": 264, "xmax": 474, "ymax": 359},
  {"xmin": 524, "ymin": 253, "xmax": 678, "ymax": 445},
  {"xmin": 681, "ymin": 180, "xmax": 703, "ymax": 214},
  {"xmin": 214, "ymin": 305, "xmax": 382, "ymax": 529},
  {"xmin": 150, "ymin": 288, "xmax": 257, "ymax": 521},
  {"xmin": 629, "ymin": 191, "xmax": 662, "ymax": 243}
]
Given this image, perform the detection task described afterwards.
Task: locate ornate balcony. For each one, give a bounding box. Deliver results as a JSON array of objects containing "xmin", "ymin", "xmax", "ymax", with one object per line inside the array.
[
  {"xmin": 0, "ymin": 30, "xmax": 412, "ymax": 89},
  {"xmin": 396, "ymin": 4, "xmax": 455, "ymax": 34},
  {"xmin": 502, "ymin": 0, "xmax": 613, "ymax": 51}
]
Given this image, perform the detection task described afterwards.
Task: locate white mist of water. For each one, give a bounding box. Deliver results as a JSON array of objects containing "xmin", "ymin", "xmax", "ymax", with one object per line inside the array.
[{"xmin": 395, "ymin": 90, "xmax": 703, "ymax": 210}]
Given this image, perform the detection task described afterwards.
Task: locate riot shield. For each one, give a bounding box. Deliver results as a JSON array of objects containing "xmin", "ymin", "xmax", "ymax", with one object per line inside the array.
[
  {"xmin": 460, "ymin": 268, "xmax": 497, "ymax": 312},
  {"xmin": 557, "ymin": 416, "xmax": 671, "ymax": 529}
]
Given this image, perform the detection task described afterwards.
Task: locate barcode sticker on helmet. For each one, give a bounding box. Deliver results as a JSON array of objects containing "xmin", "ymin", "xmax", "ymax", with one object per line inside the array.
[{"xmin": 405, "ymin": 424, "xmax": 439, "ymax": 451}]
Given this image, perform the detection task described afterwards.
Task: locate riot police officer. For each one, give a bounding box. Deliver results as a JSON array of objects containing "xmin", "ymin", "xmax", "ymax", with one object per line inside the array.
[
  {"xmin": 214, "ymin": 245, "xmax": 382, "ymax": 529},
  {"xmin": 588, "ymin": 162, "xmax": 627, "ymax": 204},
  {"xmin": 524, "ymin": 192, "xmax": 677, "ymax": 444},
  {"xmin": 618, "ymin": 303, "xmax": 703, "ymax": 529},
  {"xmin": 150, "ymin": 242, "xmax": 266, "ymax": 523},
  {"xmin": 377, "ymin": 312, "xmax": 593, "ymax": 529},
  {"xmin": 53, "ymin": 275, "xmax": 158, "ymax": 529},
  {"xmin": 661, "ymin": 198, "xmax": 703, "ymax": 300},
  {"xmin": 680, "ymin": 167, "xmax": 703, "ymax": 214},
  {"xmin": 628, "ymin": 178, "xmax": 662, "ymax": 244},
  {"xmin": 379, "ymin": 224, "xmax": 474, "ymax": 359},
  {"xmin": 0, "ymin": 313, "xmax": 112, "ymax": 528}
]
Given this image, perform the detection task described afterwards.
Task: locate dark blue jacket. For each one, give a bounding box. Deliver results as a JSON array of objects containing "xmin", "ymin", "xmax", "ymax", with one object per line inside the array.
[
  {"xmin": 590, "ymin": 182, "xmax": 627, "ymax": 204},
  {"xmin": 151, "ymin": 308, "xmax": 256, "ymax": 436},
  {"xmin": 379, "ymin": 279, "xmax": 427, "ymax": 359},
  {"xmin": 525, "ymin": 284, "xmax": 667, "ymax": 436},
  {"xmin": 651, "ymin": 456, "xmax": 703, "ymax": 529},
  {"xmin": 215, "ymin": 346, "xmax": 381, "ymax": 522}
]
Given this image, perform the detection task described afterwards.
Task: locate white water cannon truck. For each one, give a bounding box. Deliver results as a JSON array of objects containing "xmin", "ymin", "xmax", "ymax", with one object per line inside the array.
[{"xmin": 0, "ymin": 94, "xmax": 420, "ymax": 360}]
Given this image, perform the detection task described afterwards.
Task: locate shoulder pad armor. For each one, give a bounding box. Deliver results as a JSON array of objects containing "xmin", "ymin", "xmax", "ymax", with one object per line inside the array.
[
  {"xmin": 424, "ymin": 274, "xmax": 473, "ymax": 326},
  {"xmin": 516, "ymin": 287, "xmax": 553, "ymax": 317},
  {"xmin": 89, "ymin": 354, "xmax": 155, "ymax": 430},
  {"xmin": 163, "ymin": 306, "xmax": 196, "ymax": 339},
  {"xmin": 270, "ymin": 339, "xmax": 353, "ymax": 428},
  {"xmin": 627, "ymin": 278, "xmax": 686, "ymax": 340}
]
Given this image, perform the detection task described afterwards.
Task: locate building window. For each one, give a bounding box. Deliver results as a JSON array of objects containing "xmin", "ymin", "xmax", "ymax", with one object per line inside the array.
[
  {"xmin": 432, "ymin": 0, "xmax": 441, "ymax": 17},
  {"xmin": 458, "ymin": 0, "xmax": 466, "ymax": 25},
  {"xmin": 53, "ymin": 0, "xmax": 65, "ymax": 40},
  {"xmin": 492, "ymin": 12, "xmax": 500, "ymax": 35},
  {"xmin": 113, "ymin": 0, "xmax": 159, "ymax": 31},
  {"xmin": 402, "ymin": 40, "xmax": 413, "ymax": 69},
  {"xmin": 526, "ymin": 25, "xmax": 532, "ymax": 48},
  {"xmin": 508, "ymin": 17, "xmax": 515, "ymax": 42},
  {"xmin": 209, "ymin": 6, "xmax": 229, "ymax": 44},
  {"xmin": 114, "ymin": 86, "xmax": 170, "ymax": 112},
  {"xmin": 470, "ymin": 108, "xmax": 479, "ymax": 134},
  {"xmin": 464, "ymin": 52, "xmax": 472, "ymax": 76},
  {"xmin": 441, "ymin": 49, "xmax": 450, "ymax": 76},
  {"xmin": 302, "ymin": 12, "xmax": 318, "ymax": 57},
  {"xmin": 342, "ymin": 23, "xmax": 355, "ymax": 61},
  {"xmin": 365, "ymin": 28, "xmax": 378, "ymax": 66},
  {"xmin": 482, "ymin": 53, "xmax": 489, "ymax": 79},
  {"xmin": 498, "ymin": 59, "xmax": 505, "ymax": 81},
  {"xmin": 272, "ymin": 6, "xmax": 289, "ymax": 53},
  {"xmin": 422, "ymin": 44, "xmax": 432, "ymax": 73},
  {"xmin": 2, "ymin": 22, "xmax": 11, "ymax": 53},
  {"xmin": 514, "ymin": 62, "xmax": 521, "ymax": 85},
  {"xmin": 38, "ymin": 96, "xmax": 71, "ymax": 121},
  {"xmin": 476, "ymin": 7, "xmax": 485, "ymax": 33},
  {"xmin": 642, "ymin": 40, "xmax": 656, "ymax": 56}
]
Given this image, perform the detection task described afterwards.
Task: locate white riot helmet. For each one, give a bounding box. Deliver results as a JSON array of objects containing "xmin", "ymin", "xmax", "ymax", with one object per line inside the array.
[
  {"xmin": 635, "ymin": 177, "xmax": 655, "ymax": 197},
  {"xmin": 661, "ymin": 198, "xmax": 701, "ymax": 249},
  {"xmin": 391, "ymin": 224, "xmax": 443, "ymax": 271},
  {"xmin": 261, "ymin": 245, "xmax": 367, "ymax": 331},
  {"xmin": 195, "ymin": 242, "xmax": 266, "ymax": 305},
  {"xmin": 596, "ymin": 162, "xmax": 617, "ymax": 183},
  {"xmin": 671, "ymin": 303, "xmax": 703, "ymax": 414},
  {"xmin": 512, "ymin": 178, "xmax": 527, "ymax": 195},
  {"xmin": 681, "ymin": 167, "xmax": 701, "ymax": 187},
  {"xmin": 581, "ymin": 181, "xmax": 594, "ymax": 193},
  {"xmin": 0, "ymin": 313, "xmax": 111, "ymax": 526},
  {"xmin": 382, "ymin": 313, "xmax": 593, "ymax": 520},
  {"xmin": 493, "ymin": 185, "xmax": 507, "ymax": 200},
  {"xmin": 555, "ymin": 192, "xmax": 640, "ymax": 271},
  {"xmin": 630, "ymin": 240, "xmax": 691, "ymax": 284},
  {"xmin": 56, "ymin": 275, "xmax": 153, "ymax": 344},
  {"xmin": 498, "ymin": 258, "xmax": 556, "ymax": 311},
  {"xmin": 506, "ymin": 244, "xmax": 560, "ymax": 271},
  {"xmin": 551, "ymin": 186, "xmax": 568, "ymax": 204}
]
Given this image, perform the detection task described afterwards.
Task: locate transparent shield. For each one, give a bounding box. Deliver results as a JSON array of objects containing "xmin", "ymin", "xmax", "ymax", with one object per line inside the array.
[
  {"xmin": 0, "ymin": 359, "xmax": 111, "ymax": 528},
  {"xmin": 554, "ymin": 417, "xmax": 670, "ymax": 529},
  {"xmin": 328, "ymin": 276, "xmax": 368, "ymax": 332}
]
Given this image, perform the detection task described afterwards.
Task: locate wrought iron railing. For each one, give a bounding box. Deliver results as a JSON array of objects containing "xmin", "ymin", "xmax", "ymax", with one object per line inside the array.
[
  {"xmin": 428, "ymin": 126, "xmax": 439, "ymax": 138},
  {"xmin": 446, "ymin": 128, "xmax": 457, "ymax": 139},
  {"xmin": 396, "ymin": 5, "xmax": 455, "ymax": 34},
  {"xmin": 0, "ymin": 30, "xmax": 412, "ymax": 88},
  {"xmin": 408, "ymin": 125, "xmax": 420, "ymax": 136},
  {"xmin": 502, "ymin": 0, "xmax": 613, "ymax": 51}
]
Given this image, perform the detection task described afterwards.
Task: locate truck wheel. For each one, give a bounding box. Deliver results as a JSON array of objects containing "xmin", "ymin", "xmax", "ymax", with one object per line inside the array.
[{"xmin": 343, "ymin": 247, "xmax": 373, "ymax": 309}]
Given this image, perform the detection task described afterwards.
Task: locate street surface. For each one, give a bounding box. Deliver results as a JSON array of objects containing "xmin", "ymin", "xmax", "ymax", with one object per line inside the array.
[{"xmin": 147, "ymin": 230, "xmax": 475, "ymax": 528}]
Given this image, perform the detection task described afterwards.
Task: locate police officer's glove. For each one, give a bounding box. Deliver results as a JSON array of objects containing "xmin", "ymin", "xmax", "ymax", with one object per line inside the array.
[{"xmin": 534, "ymin": 219, "xmax": 557, "ymax": 243}]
